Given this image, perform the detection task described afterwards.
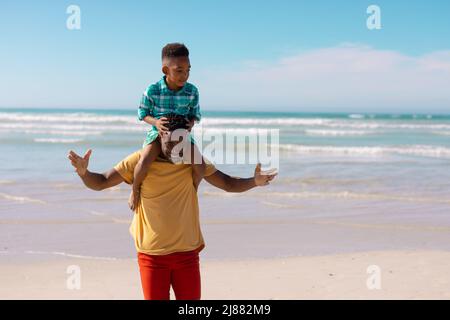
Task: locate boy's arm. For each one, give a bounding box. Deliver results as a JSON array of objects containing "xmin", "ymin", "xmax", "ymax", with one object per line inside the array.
[
  {"xmin": 187, "ymin": 89, "xmax": 201, "ymax": 128},
  {"xmin": 143, "ymin": 116, "xmax": 158, "ymax": 126},
  {"xmin": 138, "ymin": 91, "xmax": 160, "ymax": 126},
  {"xmin": 138, "ymin": 92, "xmax": 168, "ymax": 131},
  {"xmin": 204, "ymin": 164, "xmax": 277, "ymax": 193},
  {"xmin": 186, "ymin": 96, "xmax": 200, "ymax": 131},
  {"xmin": 138, "ymin": 93, "xmax": 152, "ymax": 121},
  {"xmin": 68, "ymin": 150, "xmax": 124, "ymax": 191}
]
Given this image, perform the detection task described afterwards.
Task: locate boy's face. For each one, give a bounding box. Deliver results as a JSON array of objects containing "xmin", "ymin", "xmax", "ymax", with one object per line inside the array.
[{"xmin": 162, "ymin": 57, "xmax": 191, "ymax": 89}]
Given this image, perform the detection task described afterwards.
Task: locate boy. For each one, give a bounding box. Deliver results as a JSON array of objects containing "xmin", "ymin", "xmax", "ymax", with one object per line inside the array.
[{"xmin": 129, "ymin": 43, "xmax": 205, "ymax": 211}]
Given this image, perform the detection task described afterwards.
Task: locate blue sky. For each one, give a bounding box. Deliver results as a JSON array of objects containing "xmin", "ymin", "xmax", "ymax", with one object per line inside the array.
[{"xmin": 1, "ymin": 0, "xmax": 450, "ymax": 113}]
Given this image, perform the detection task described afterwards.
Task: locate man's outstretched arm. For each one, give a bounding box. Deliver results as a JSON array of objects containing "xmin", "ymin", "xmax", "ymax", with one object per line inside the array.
[
  {"xmin": 205, "ymin": 163, "xmax": 277, "ymax": 192},
  {"xmin": 68, "ymin": 149, "xmax": 124, "ymax": 191}
]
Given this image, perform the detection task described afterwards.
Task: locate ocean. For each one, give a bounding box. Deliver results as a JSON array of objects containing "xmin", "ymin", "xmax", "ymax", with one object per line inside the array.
[{"xmin": 1, "ymin": 108, "xmax": 450, "ymax": 261}]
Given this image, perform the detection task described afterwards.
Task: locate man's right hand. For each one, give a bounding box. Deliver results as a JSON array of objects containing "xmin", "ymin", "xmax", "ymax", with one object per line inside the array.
[
  {"xmin": 68, "ymin": 149, "xmax": 92, "ymax": 176},
  {"xmin": 155, "ymin": 117, "xmax": 169, "ymax": 133}
]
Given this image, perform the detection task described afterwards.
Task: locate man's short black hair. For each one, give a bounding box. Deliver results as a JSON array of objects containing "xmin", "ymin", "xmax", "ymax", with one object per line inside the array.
[
  {"xmin": 165, "ymin": 113, "xmax": 189, "ymax": 131},
  {"xmin": 161, "ymin": 43, "xmax": 189, "ymax": 60}
]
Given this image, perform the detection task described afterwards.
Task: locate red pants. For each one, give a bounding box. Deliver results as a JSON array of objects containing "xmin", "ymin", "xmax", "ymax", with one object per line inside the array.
[{"xmin": 137, "ymin": 249, "xmax": 201, "ymax": 300}]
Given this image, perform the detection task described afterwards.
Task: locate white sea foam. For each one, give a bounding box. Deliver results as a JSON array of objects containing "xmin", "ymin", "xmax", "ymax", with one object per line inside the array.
[
  {"xmin": 0, "ymin": 192, "xmax": 46, "ymax": 204},
  {"xmin": 0, "ymin": 112, "xmax": 137, "ymax": 124},
  {"xmin": 201, "ymin": 118, "xmax": 450, "ymax": 130},
  {"xmin": 279, "ymin": 144, "xmax": 450, "ymax": 158},
  {"xmin": 269, "ymin": 191, "xmax": 450, "ymax": 204},
  {"xmin": 89, "ymin": 211, "xmax": 108, "ymax": 216},
  {"xmin": 297, "ymin": 121, "xmax": 450, "ymax": 130},
  {"xmin": 0, "ymin": 112, "xmax": 280, "ymax": 127},
  {"xmin": 2, "ymin": 113, "xmax": 450, "ymax": 131},
  {"xmin": 200, "ymin": 117, "xmax": 333, "ymax": 126},
  {"xmin": 203, "ymin": 190, "xmax": 450, "ymax": 204},
  {"xmin": 432, "ymin": 131, "xmax": 450, "ymax": 136},
  {"xmin": 304, "ymin": 129, "xmax": 373, "ymax": 136},
  {"xmin": 23, "ymin": 250, "xmax": 119, "ymax": 261},
  {"xmin": 22, "ymin": 129, "xmax": 103, "ymax": 136},
  {"xmin": 348, "ymin": 114, "xmax": 365, "ymax": 119},
  {"xmin": 0, "ymin": 122, "xmax": 146, "ymax": 132},
  {"xmin": 34, "ymin": 138, "xmax": 84, "ymax": 143},
  {"xmin": 335, "ymin": 123, "xmax": 450, "ymax": 130},
  {"xmin": 193, "ymin": 127, "xmax": 272, "ymax": 134}
]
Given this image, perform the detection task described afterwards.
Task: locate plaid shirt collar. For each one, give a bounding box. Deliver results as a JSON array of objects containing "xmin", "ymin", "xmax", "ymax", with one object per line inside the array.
[{"xmin": 159, "ymin": 75, "xmax": 186, "ymax": 94}]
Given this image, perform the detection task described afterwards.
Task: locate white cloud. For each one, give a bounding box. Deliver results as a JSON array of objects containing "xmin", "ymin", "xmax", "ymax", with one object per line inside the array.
[{"xmin": 196, "ymin": 44, "xmax": 450, "ymax": 113}]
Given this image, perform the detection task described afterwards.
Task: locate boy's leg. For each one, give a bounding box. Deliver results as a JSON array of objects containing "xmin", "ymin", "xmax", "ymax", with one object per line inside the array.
[
  {"xmin": 129, "ymin": 139, "xmax": 161, "ymax": 211},
  {"xmin": 137, "ymin": 252, "xmax": 171, "ymax": 300},
  {"xmin": 189, "ymin": 142, "xmax": 206, "ymax": 191},
  {"xmin": 170, "ymin": 251, "xmax": 201, "ymax": 300}
]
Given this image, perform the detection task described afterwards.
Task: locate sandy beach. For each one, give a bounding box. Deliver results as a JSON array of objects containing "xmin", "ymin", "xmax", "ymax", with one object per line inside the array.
[{"xmin": 1, "ymin": 250, "xmax": 450, "ymax": 300}]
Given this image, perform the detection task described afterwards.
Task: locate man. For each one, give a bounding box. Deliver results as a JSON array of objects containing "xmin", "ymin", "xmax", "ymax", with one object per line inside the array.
[{"xmin": 67, "ymin": 123, "xmax": 277, "ymax": 300}]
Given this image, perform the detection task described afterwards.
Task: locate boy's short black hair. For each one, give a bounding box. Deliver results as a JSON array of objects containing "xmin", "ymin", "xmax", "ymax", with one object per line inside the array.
[{"xmin": 161, "ymin": 43, "xmax": 189, "ymax": 60}]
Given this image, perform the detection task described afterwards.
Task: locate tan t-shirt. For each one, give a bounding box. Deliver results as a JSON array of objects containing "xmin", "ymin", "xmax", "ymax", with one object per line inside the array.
[{"xmin": 114, "ymin": 151, "xmax": 217, "ymax": 255}]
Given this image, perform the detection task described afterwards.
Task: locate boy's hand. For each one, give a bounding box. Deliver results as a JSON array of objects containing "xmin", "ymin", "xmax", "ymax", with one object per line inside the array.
[
  {"xmin": 128, "ymin": 189, "xmax": 140, "ymax": 212},
  {"xmin": 254, "ymin": 163, "xmax": 277, "ymax": 186},
  {"xmin": 186, "ymin": 118, "xmax": 195, "ymax": 132},
  {"xmin": 155, "ymin": 117, "xmax": 169, "ymax": 133},
  {"xmin": 68, "ymin": 149, "xmax": 92, "ymax": 176}
]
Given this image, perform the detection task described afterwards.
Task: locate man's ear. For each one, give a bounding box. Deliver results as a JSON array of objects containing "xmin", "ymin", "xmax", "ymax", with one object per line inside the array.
[{"xmin": 162, "ymin": 65, "xmax": 168, "ymax": 75}]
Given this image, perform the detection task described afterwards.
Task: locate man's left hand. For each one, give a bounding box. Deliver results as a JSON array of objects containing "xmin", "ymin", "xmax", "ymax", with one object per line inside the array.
[{"xmin": 254, "ymin": 163, "xmax": 278, "ymax": 186}]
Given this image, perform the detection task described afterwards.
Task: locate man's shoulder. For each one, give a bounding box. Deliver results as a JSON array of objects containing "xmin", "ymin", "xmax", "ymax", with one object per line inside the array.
[
  {"xmin": 118, "ymin": 150, "xmax": 142, "ymax": 165},
  {"xmin": 116, "ymin": 150, "xmax": 215, "ymax": 179},
  {"xmin": 122, "ymin": 149, "xmax": 171, "ymax": 164},
  {"xmin": 117, "ymin": 150, "xmax": 166, "ymax": 169}
]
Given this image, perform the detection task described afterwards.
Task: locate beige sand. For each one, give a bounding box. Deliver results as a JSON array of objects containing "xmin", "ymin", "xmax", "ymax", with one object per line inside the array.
[{"xmin": 1, "ymin": 250, "xmax": 450, "ymax": 300}]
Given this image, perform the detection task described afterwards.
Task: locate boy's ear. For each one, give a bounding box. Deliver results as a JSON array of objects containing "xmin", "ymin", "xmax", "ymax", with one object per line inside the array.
[{"xmin": 162, "ymin": 65, "xmax": 168, "ymax": 75}]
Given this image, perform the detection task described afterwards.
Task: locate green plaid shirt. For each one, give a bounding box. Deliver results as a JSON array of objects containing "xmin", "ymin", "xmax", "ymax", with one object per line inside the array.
[{"xmin": 138, "ymin": 76, "xmax": 201, "ymax": 123}]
